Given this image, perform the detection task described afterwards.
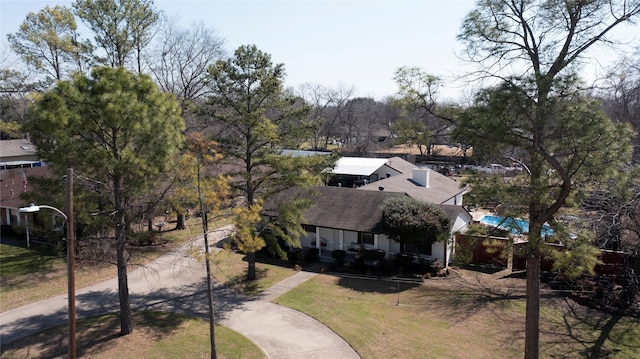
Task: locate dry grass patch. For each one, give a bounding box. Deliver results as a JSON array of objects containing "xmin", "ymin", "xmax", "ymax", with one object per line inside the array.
[
  {"xmin": 275, "ymin": 268, "xmax": 640, "ymax": 359},
  {"xmin": 0, "ymin": 311, "xmax": 265, "ymax": 359}
]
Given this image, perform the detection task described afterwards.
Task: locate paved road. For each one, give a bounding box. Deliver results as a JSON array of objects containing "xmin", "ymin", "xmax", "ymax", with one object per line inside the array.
[{"xmin": 0, "ymin": 226, "xmax": 359, "ymax": 358}]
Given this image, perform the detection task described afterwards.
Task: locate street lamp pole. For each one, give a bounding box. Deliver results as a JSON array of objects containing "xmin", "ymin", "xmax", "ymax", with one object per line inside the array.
[
  {"xmin": 66, "ymin": 168, "xmax": 75, "ymax": 359},
  {"xmin": 19, "ymin": 168, "xmax": 75, "ymax": 358}
]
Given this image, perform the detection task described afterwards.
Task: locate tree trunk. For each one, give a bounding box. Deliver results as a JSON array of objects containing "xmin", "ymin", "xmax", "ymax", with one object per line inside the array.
[
  {"xmin": 524, "ymin": 246, "xmax": 540, "ymax": 359},
  {"xmin": 114, "ymin": 175, "xmax": 132, "ymax": 335},
  {"xmin": 116, "ymin": 216, "xmax": 132, "ymax": 335},
  {"xmin": 175, "ymin": 212, "xmax": 186, "ymax": 230},
  {"xmin": 247, "ymin": 251, "xmax": 257, "ymax": 280}
]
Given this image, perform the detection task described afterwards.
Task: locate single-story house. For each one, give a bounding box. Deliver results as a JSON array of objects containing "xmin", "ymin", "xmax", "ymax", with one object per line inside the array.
[
  {"xmin": 265, "ymin": 185, "xmax": 471, "ymax": 267},
  {"xmin": 263, "ymin": 156, "xmax": 472, "ymax": 265}
]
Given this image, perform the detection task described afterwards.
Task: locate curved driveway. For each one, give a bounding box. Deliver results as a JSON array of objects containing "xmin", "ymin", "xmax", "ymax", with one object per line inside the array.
[{"xmin": 0, "ymin": 226, "xmax": 359, "ymax": 359}]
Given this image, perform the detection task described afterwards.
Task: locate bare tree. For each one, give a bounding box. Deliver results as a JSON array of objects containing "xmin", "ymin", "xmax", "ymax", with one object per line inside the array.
[
  {"xmin": 297, "ymin": 83, "xmax": 333, "ymax": 150},
  {"xmin": 601, "ymin": 51, "xmax": 640, "ymax": 159},
  {"xmin": 341, "ymin": 97, "xmax": 386, "ymax": 156},
  {"xmin": 392, "ymin": 67, "xmax": 455, "ymax": 156},
  {"xmin": 148, "ymin": 17, "xmax": 225, "ymax": 131},
  {"xmin": 321, "ymin": 84, "xmax": 355, "ymax": 149}
]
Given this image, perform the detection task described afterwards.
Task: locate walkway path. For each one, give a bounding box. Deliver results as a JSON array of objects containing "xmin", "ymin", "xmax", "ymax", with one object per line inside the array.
[{"xmin": 0, "ymin": 226, "xmax": 359, "ymax": 358}]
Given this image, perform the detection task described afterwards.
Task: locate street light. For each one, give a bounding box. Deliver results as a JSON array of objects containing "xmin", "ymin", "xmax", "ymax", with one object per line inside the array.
[{"xmin": 19, "ymin": 168, "xmax": 75, "ymax": 359}]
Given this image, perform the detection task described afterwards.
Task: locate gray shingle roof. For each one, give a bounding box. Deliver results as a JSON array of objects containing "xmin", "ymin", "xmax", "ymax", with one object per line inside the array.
[
  {"xmin": 302, "ymin": 186, "xmax": 407, "ymax": 233},
  {"xmin": 358, "ymin": 157, "xmax": 467, "ymax": 204},
  {"xmin": 265, "ymin": 185, "xmax": 468, "ymax": 234}
]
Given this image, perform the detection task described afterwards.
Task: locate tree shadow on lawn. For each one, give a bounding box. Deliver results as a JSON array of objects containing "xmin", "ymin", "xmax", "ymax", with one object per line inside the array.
[
  {"xmin": 333, "ymin": 274, "xmax": 422, "ymax": 294},
  {"xmin": 0, "ymin": 311, "xmax": 210, "ymax": 359},
  {"xmin": 214, "ymin": 252, "xmax": 297, "ymax": 295},
  {"xmin": 541, "ymin": 296, "xmax": 640, "ymax": 359},
  {"xmin": 416, "ymin": 268, "xmax": 531, "ymax": 322},
  {"xmin": 1, "ymin": 279, "xmax": 258, "ymax": 358},
  {"xmin": 418, "ymin": 268, "xmax": 639, "ymax": 358},
  {"xmin": 251, "ymin": 252, "xmax": 298, "ymax": 270}
]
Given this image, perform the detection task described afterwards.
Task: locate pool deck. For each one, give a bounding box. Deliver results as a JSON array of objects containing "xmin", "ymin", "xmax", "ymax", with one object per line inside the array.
[{"xmin": 470, "ymin": 209, "xmax": 494, "ymax": 222}]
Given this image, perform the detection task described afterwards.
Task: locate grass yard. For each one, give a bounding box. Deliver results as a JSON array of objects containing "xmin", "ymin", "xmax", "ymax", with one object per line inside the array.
[
  {"xmin": 0, "ymin": 311, "xmax": 266, "ymax": 359},
  {"xmin": 275, "ymin": 269, "xmax": 640, "ymax": 359},
  {"xmin": 211, "ymin": 247, "xmax": 300, "ymax": 296},
  {"xmin": 0, "ymin": 243, "xmax": 109, "ymax": 312},
  {"xmin": 1, "ymin": 223, "xmax": 298, "ymax": 358}
]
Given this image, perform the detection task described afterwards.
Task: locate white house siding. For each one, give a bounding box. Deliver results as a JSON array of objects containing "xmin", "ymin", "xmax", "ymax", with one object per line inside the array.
[
  {"xmin": 455, "ymin": 193, "xmax": 464, "ymax": 206},
  {"xmin": 304, "ymin": 222, "xmax": 469, "ymax": 267},
  {"xmin": 439, "ymin": 193, "xmax": 466, "ymax": 206},
  {"xmin": 446, "ymin": 212, "xmax": 471, "ymax": 265},
  {"xmin": 451, "ymin": 213, "xmax": 469, "ymax": 234},
  {"xmin": 441, "ymin": 197, "xmax": 455, "ymax": 205},
  {"xmin": 370, "ymin": 212, "xmax": 469, "ymax": 266},
  {"xmin": 371, "ymin": 165, "xmax": 402, "ymax": 182},
  {"xmin": 385, "ymin": 234, "xmax": 402, "ymax": 258}
]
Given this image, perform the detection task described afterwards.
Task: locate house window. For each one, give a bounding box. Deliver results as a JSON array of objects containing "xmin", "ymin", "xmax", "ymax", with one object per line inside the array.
[
  {"xmin": 359, "ymin": 232, "xmax": 374, "ymax": 246},
  {"xmin": 402, "ymin": 243, "xmax": 432, "ymax": 256},
  {"xmin": 303, "ymin": 224, "xmax": 316, "ymax": 233}
]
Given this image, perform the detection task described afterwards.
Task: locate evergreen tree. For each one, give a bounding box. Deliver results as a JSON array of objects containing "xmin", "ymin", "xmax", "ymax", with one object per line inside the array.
[
  {"xmin": 457, "ymin": 2, "xmax": 640, "ymax": 356},
  {"xmin": 206, "ymin": 45, "xmax": 333, "ymax": 280},
  {"xmin": 26, "ymin": 66, "xmax": 184, "ymax": 335}
]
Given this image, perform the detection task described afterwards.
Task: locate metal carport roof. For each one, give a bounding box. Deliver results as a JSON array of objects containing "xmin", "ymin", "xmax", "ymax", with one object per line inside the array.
[{"xmin": 331, "ymin": 157, "xmax": 388, "ymax": 176}]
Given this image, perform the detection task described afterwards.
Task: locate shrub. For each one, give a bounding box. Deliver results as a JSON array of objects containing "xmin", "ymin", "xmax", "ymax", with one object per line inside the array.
[
  {"xmin": 128, "ymin": 231, "xmax": 156, "ymax": 246},
  {"xmin": 332, "ymin": 249, "xmax": 347, "ymax": 267},
  {"xmin": 306, "ymin": 247, "xmax": 319, "ymax": 262}
]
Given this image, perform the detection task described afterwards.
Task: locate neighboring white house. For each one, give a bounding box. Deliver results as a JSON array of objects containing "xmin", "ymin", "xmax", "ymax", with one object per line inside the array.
[
  {"xmin": 356, "ymin": 157, "xmax": 468, "ymax": 206},
  {"xmin": 328, "ymin": 157, "xmax": 404, "ymax": 187}
]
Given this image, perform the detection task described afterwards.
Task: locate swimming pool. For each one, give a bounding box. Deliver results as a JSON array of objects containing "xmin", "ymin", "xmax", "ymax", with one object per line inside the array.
[{"xmin": 479, "ymin": 215, "xmax": 554, "ymax": 236}]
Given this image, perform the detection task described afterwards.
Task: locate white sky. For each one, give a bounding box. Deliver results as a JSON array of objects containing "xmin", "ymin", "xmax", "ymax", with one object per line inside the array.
[{"xmin": 1, "ymin": 0, "xmax": 638, "ymax": 102}]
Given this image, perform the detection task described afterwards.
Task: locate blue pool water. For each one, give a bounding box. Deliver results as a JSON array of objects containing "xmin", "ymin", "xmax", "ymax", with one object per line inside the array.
[{"xmin": 479, "ymin": 215, "xmax": 554, "ymax": 236}]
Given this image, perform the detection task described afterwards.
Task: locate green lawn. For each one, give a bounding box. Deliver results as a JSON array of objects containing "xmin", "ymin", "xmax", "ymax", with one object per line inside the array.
[
  {"xmin": 0, "ymin": 242, "xmax": 62, "ymax": 277},
  {"xmin": 275, "ymin": 271, "xmax": 640, "ymax": 359},
  {"xmin": 0, "ymin": 243, "xmax": 72, "ymax": 311}
]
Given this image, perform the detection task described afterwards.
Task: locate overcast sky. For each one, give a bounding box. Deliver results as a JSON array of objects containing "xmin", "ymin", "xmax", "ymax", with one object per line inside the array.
[{"xmin": 1, "ymin": 0, "xmax": 637, "ymax": 102}]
